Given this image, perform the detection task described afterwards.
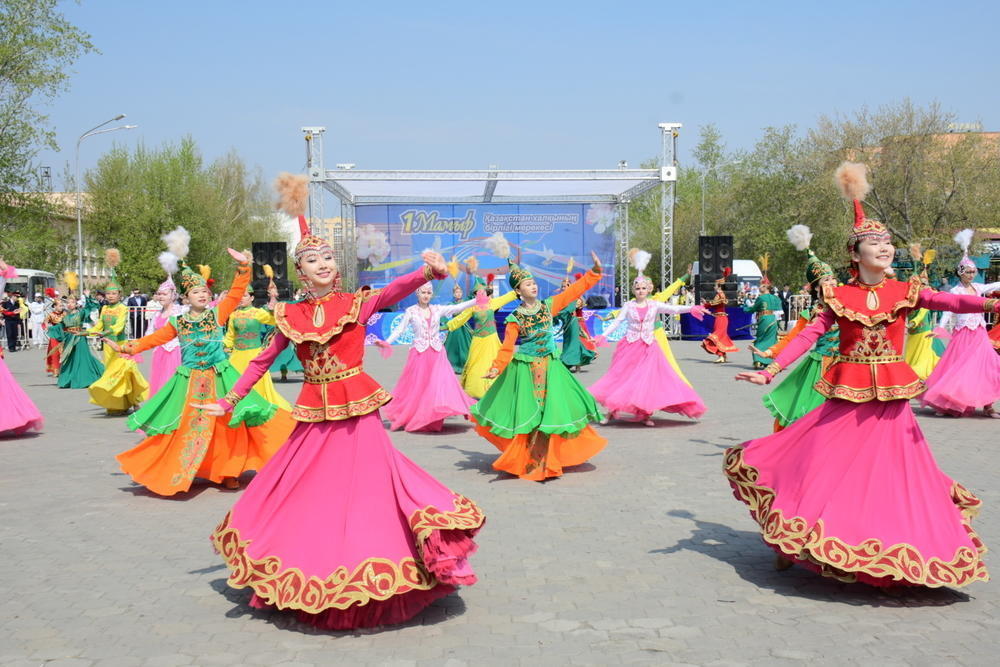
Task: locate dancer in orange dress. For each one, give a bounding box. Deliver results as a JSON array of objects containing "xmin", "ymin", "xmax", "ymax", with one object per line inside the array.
[{"xmin": 701, "ymin": 270, "xmax": 739, "ymax": 363}]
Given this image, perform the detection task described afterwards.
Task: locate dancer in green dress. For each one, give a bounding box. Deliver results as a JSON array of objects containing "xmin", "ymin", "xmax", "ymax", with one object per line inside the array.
[
  {"xmin": 743, "ymin": 282, "xmax": 783, "ymax": 369},
  {"xmin": 554, "ymin": 275, "xmax": 597, "ymax": 372},
  {"xmin": 444, "ymin": 283, "xmax": 473, "ymax": 373},
  {"xmin": 54, "ymin": 294, "xmax": 105, "ymax": 389}
]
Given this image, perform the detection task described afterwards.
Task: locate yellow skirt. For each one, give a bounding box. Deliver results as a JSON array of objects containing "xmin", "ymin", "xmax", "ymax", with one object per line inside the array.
[
  {"xmin": 461, "ymin": 334, "xmax": 503, "ymax": 399},
  {"xmin": 89, "ymin": 355, "xmax": 149, "ymax": 412},
  {"xmin": 654, "ymin": 328, "xmax": 691, "ymax": 387},
  {"xmin": 229, "ymin": 347, "xmax": 293, "ymax": 411},
  {"xmin": 905, "ymin": 331, "xmax": 940, "ymax": 380}
]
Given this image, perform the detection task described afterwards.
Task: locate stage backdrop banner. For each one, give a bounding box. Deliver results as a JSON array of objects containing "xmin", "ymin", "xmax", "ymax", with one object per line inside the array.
[{"xmin": 355, "ymin": 203, "xmax": 618, "ymax": 310}]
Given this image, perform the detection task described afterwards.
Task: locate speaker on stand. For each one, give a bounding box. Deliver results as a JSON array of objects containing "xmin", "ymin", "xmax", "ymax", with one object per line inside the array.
[
  {"xmin": 698, "ymin": 235, "xmax": 734, "ymax": 277},
  {"xmin": 252, "ymin": 241, "xmax": 291, "ymax": 305}
]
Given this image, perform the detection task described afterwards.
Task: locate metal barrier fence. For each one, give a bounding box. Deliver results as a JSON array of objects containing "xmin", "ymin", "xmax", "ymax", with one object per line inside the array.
[{"xmin": 1, "ymin": 305, "xmax": 157, "ymax": 351}]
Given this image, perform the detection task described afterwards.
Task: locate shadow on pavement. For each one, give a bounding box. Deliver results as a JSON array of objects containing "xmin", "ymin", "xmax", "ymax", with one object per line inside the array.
[
  {"xmin": 651, "ymin": 509, "xmax": 969, "ymax": 608},
  {"xmin": 208, "ymin": 577, "xmax": 467, "ymax": 635}
]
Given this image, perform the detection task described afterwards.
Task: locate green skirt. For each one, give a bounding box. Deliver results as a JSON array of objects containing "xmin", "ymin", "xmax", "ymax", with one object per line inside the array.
[
  {"xmin": 751, "ymin": 315, "xmax": 779, "ymax": 365},
  {"xmin": 560, "ymin": 317, "xmax": 596, "ymax": 368},
  {"xmin": 445, "ymin": 325, "xmax": 472, "ymax": 373},
  {"xmin": 761, "ymin": 352, "xmax": 826, "ymax": 427},
  {"xmin": 128, "ymin": 360, "xmax": 277, "ymax": 436},
  {"xmin": 57, "ymin": 334, "xmax": 105, "ymax": 389},
  {"xmin": 270, "ymin": 343, "xmax": 304, "ymax": 373},
  {"xmin": 470, "ymin": 352, "xmax": 602, "ymax": 439}
]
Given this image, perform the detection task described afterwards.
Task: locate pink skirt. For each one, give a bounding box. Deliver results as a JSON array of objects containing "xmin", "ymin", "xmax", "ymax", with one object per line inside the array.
[
  {"xmin": 0, "ymin": 357, "xmax": 43, "ymax": 436},
  {"xmin": 725, "ymin": 397, "xmax": 987, "ymax": 588},
  {"xmin": 922, "ymin": 325, "xmax": 1000, "ymax": 416},
  {"xmin": 212, "ymin": 411, "xmax": 484, "ymax": 630},
  {"xmin": 383, "ymin": 346, "xmax": 475, "ymax": 432},
  {"xmin": 149, "ymin": 346, "xmax": 182, "ymax": 396},
  {"xmin": 589, "ymin": 339, "xmax": 705, "ymax": 419}
]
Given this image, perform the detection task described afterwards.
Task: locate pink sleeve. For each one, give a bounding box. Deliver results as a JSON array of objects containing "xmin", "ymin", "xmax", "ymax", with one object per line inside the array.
[
  {"xmin": 359, "ymin": 266, "xmax": 443, "ymax": 323},
  {"xmin": 918, "ymin": 288, "xmax": 997, "ymax": 314},
  {"xmin": 764, "ymin": 307, "xmax": 836, "ymax": 378},
  {"xmin": 1, "ymin": 264, "xmax": 15, "ymax": 279},
  {"xmin": 218, "ymin": 331, "xmax": 291, "ymax": 411}
]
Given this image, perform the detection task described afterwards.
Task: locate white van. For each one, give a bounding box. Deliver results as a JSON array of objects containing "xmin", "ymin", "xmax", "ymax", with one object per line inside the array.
[{"xmin": 691, "ymin": 259, "xmax": 763, "ymax": 286}]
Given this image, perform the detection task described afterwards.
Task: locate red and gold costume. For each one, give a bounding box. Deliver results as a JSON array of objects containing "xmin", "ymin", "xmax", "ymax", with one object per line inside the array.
[
  {"xmin": 701, "ymin": 291, "xmax": 738, "ymax": 359},
  {"xmin": 44, "ymin": 309, "xmax": 65, "ymax": 375}
]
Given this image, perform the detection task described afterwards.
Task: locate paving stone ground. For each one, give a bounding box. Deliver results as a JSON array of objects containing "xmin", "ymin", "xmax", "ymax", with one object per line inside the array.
[{"xmin": 1, "ymin": 339, "xmax": 999, "ymax": 666}]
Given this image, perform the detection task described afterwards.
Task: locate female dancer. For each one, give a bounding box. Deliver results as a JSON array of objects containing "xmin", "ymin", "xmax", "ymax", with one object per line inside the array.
[
  {"xmin": 147, "ymin": 274, "xmax": 185, "ymax": 395},
  {"xmin": 43, "ymin": 292, "xmax": 65, "ymax": 376},
  {"xmin": 726, "ymin": 162, "xmax": 994, "ymax": 588},
  {"xmin": 471, "ymin": 256, "xmax": 607, "ymax": 481},
  {"xmin": 0, "ymin": 258, "xmax": 44, "ymax": 436},
  {"xmin": 921, "ymin": 229, "xmax": 1000, "ymax": 418},
  {"xmin": 446, "ymin": 275, "xmax": 517, "ymax": 398},
  {"xmin": 198, "ymin": 214, "xmax": 483, "ymax": 630},
  {"xmin": 743, "ymin": 281, "xmax": 782, "ymax": 369},
  {"xmin": 701, "ymin": 270, "xmax": 738, "ymax": 363},
  {"xmin": 589, "ymin": 250, "xmax": 708, "ymax": 425},
  {"xmin": 903, "ymin": 248, "xmax": 941, "ymax": 380},
  {"xmin": 375, "ymin": 282, "xmax": 476, "ymax": 432},
  {"xmin": 109, "ymin": 242, "xmax": 294, "ymax": 495},
  {"xmin": 554, "ymin": 275, "xmax": 597, "ymax": 373},
  {"xmin": 754, "ymin": 226, "xmax": 840, "ymax": 432},
  {"xmin": 87, "ymin": 249, "xmax": 149, "ymax": 414},
  {"xmin": 224, "ymin": 284, "xmax": 292, "ymax": 411},
  {"xmin": 444, "ymin": 283, "xmax": 472, "ymax": 373},
  {"xmin": 53, "ymin": 280, "xmax": 105, "ymax": 389}
]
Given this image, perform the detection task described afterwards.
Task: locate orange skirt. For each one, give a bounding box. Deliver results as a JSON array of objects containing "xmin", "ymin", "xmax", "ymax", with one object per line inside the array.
[
  {"xmin": 116, "ymin": 372, "xmax": 295, "ymax": 496},
  {"xmin": 474, "ymin": 422, "xmax": 606, "ymax": 481}
]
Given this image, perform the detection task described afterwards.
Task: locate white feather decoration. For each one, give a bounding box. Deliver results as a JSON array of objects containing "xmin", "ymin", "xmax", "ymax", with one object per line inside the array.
[
  {"xmin": 953, "ymin": 228, "xmax": 974, "ymax": 252},
  {"xmin": 158, "ymin": 252, "xmax": 179, "ymax": 274},
  {"xmin": 162, "ymin": 226, "xmax": 191, "ymax": 260},
  {"xmin": 629, "ymin": 248, "xmax": 652, "ymax": 273},
  {"xmin": 786, "ymin": 225, "xmax": 813, "ymax": 252}
]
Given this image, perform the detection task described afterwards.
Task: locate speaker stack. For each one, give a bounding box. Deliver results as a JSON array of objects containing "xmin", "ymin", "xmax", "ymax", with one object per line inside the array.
[
  {"xmin": 251, "ymin": 241, "xmax": 291, "ymax": 305},
  {"xmin": 695, "ymin": 235, "xmax": 738, "ymax": 304}
]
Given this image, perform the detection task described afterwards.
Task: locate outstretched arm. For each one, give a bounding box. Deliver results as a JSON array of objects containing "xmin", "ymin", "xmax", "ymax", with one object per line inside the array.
[
  {"xmin": 121, "ymin": 322, "xmax": 179, "ymax": 354},
  {"xmin": 215, "ymin": 260, "xmax": 253, "ymax": 325},
  {"xmin": 487, "ymin": 322, "xmax": 520, "ymax": 376},
  {"xmin": 600, "ymin": 302, "xmax": 629, "ymax": 338},
  {"xmin": 651, "ymin": 274, "xmax": 689, "ymax": 302},
  {"xmin": 383, "ymin": 309, "xmax": 413, "ymax": 344},
  {"xmin": 218, "ymin": 331, "xmax": 291, "ymax": 410},
  {"xmin": 919, "ymin": 288, "xmax": 1000, "ymax": 315},
  {"xmin": 438, "ymin": 297, "xmax": 478, "ymax": 320},
  {"xmin": 552, "ymin": 268, "xmax": 601, "ymax": 313},
  {"xmin": 742, "ymin": 307, "xmax": 836, "ymax": 384}
]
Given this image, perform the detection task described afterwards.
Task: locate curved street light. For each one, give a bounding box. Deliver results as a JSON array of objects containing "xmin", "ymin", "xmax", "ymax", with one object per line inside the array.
[
  {"xmin": 75, "ymin": 115, "xmax": 138, "ymax": 288},
  {"xmin": 699, "ymin": 159, "xmax": 743, "ymax": 236}
]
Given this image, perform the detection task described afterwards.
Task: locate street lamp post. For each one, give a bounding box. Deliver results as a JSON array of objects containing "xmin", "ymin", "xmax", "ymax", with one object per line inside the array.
[
  {"xmin": 75, "ymin": 115, "xmax": 137, "ymax": 288},
  {"xmin": 699, "ymin": 159, "xmax": 743, "ymax": 236}
]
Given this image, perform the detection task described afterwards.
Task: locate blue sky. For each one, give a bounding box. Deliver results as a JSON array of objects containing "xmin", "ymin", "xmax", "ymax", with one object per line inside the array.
[{"xmin": 37, "ymin": 0, "xmax": 1000, "ymax": 189}]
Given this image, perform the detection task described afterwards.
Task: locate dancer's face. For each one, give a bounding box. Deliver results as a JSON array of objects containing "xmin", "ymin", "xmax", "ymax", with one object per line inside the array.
[
  {"xmin": 959, "ymin": 267, "xmax": 977, "ymax": 285},
  {"xmin": 517, "ymin": 279, "xmax": 538, "ymax": 300},
  {"xmin": 633, "ymin": 283, "xmax": 650, "ymax": 299},
  {"xmin": 155, "ymin": 289, "xmax": 174, "ymax": 307},
  {"xmin": 106, "ymin": 290, "xmax": 120, "ymax": 304},
  {"xmin": 416, "ymin": 284, "xmax": 433, "ymax": 305},
  {"xmin": 187, "ymin": 286, "xmax": 212, "ymax": 309},
  {"xmin": 850, "ymin": 236, "xmax": 894, "ymax": 273},
  {"xmin": 297, "ymin": 249, "xmax": 339, "ymax": 291},
  {"xmin": 239, "ymin": 292, "xmax": 253, "ymax": 308},
  {"xmin": 560, "ymin": 279, "xmax": 571, "ymax": 290},
  {"xmin": 65, "ymin": 298, "xmax": 77, "ymax": 312},
  {"xmin": 452, "ymin": 285, "xmax": 463, "ymax": 300}
]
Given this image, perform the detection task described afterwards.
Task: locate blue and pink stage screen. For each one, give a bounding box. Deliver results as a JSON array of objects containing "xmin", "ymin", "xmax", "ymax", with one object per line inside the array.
[{"xmin": 354, "ymin": 203, "xmax": 618, "ymax": 310}]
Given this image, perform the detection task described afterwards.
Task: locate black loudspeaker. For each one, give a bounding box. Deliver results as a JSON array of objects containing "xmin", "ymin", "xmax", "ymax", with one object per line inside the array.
[
  {"xmin": 695, "ymin": 276, "xmax": 738, "ymax": 305},
  {"xmin": 585, "ymin": 295, "xmax": 609, "ymax": 309},
  {"xmin": 252, "ymin": 242, "xmax": 292, "ymax": 304},
  {"xmin": 698, "ymin": 235, "xmax": 734, "ymax": 277}
]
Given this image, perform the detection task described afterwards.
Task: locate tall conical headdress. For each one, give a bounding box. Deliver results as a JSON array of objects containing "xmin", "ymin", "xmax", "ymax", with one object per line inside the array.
[
  {"xmin": 507, "ymin": 259, "xmax": 534, "ymax": 290},
  {"xmin": 294, "ymin": 214, "xmax": 334, "ymax": 260},
  {"xmin": 103, "ymin": 249, "xmax": 123, "ymax": 292},
  {"xmin": 835, "ymin": 162, "xmax": 890, "ymax": 251},
  {"xmin": 954, "ymin": 229, "xmax": 977, "ymax": 275},
  {"xmin": 786, "ymin": 225, "xmax": 834, "ymax": 285}
]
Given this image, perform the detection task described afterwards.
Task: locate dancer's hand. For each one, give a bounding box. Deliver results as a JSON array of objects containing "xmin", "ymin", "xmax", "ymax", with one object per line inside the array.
[
  {"xmin": 483, "ymin": 368, "xmax": 499, "ymax": 379},
  {"xmin": 103, "ymin": 338, "xmax": 121, "ymax": 353},
  {"xmin": 690, "ymin": 304, "xmax": 709, "ymax": 321},
  {"xmin": 590, "ymin": 251, "xmax": 602, "ymax": 274},
  {"xmin": 227, "ymin": 248, "xmax": 249, "ymax": 264},
  {"xmin": 735, "ymin": 371, "xmax": 768, "ymax": 385},
  {"xmin": 267, "ymin": 281, "xmax": 279, "ymax": 299},
  {"xmin": 421, "ymin": 250, "xmax": 447, "ymax": 277},
  {"xmin": 190, "ymin": 402, "xmax": 225, "ymax": 417}
]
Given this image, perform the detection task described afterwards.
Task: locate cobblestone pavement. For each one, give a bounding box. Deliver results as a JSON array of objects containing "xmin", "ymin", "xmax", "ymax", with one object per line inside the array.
[{"xmin": 2, "ymin": 339, "xmax": 999, "ymax": 666}]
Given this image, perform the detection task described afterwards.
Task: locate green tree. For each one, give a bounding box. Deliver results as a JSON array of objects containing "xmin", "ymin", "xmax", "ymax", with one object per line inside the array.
[
  {"xmin": 84, "ymin": 137, "xmax": 290, "ymax": 290},
  {"xmin": 0, "ymin": 0, "xmax": 95, "ymax": 265}
]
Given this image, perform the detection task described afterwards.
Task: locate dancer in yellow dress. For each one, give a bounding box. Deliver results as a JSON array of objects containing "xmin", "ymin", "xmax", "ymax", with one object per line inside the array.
[
  {"xmin": 87, "ymin": 249, "xmax": 149, "ymax": 414},
  {"xmin": 445, "ymin": 275, "xmax": 517, "ymax": 398},
  {"xmin": 903, "ymin": 246, "xmax": 941, "ymax": 380},
  {"xmin": 223, "ymin": 283, "xmax": 292, "ymax": 411}
]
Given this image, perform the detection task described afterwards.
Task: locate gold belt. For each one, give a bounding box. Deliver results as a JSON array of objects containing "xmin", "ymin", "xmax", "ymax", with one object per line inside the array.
[
  {"xmin": 836, "ymin": 354, "xmax": 903, "ymax": 364},
  {"xmin": 760, "ymin": 310, "xmax": 773, "ymax": 315},
  {"xmin": 304, "ymin": 366, "xmax": 362, "ymax": 384}
]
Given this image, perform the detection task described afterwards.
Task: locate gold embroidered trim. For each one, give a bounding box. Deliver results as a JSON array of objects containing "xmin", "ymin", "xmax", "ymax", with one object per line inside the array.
[
  {"xmin": 723, "ymin": 447, "xmax": 988, "ymax": 587},
  {"xmin": 274, "ymin": 292, "xmax": 364, "ymax": 344},
  {"xmin": 765, "ymin": 362, "xmax": 782, "ymax": 375},
  {"xmin": 837, "ymin": 354, "xmax": 903, "ymax": 364},
  {"xmin": 211, "ymin": 496, "xmax": 484, "ymax": 613},
  {"xmin": 223, "ymin": 390, "xmax": 242, "ymax": 406},
  {"xmin": 814, "ymin": 377, "xmax": 925, "ymax": 402},
  {"xmin": 304, "ymin": 366, "xmax": 361, "ymax": 384},
  {"xmin": 824, "ymin": 276, "xmax": 921, "ymax": 326},
  {"xmin": 291, "ymin": 388, "xmax": 392, "ymax": 422},
  {"xmin": 985, "ymin": 299, "xmax": 998, "ymax": 313}
]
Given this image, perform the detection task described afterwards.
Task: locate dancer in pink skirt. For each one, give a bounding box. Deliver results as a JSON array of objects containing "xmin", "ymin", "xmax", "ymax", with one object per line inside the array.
[
  {"xmin": 590, "ymin": 249, "xmax": 708, "ymax": 425},
  {"xmin": 375, "ymin": 282, "xmax": 477, "ymax": 432},
  {"xmin": 921, "ymin": 229, "xmax": 1000, "ymax": 418},
  {"xmin": 0, "ymin": 259, "xmax": 43, "ymax": 436},
  {"xmin": 147, "ymin": 270, "xmax": 185, "ymax": 396},
  {"xmin": 198, "ymin": 207, "xmax": 484, "ymax": 630},
  {"xmin": 726, "ymin": 163, "xmax": 996, "ymax": 588}
]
